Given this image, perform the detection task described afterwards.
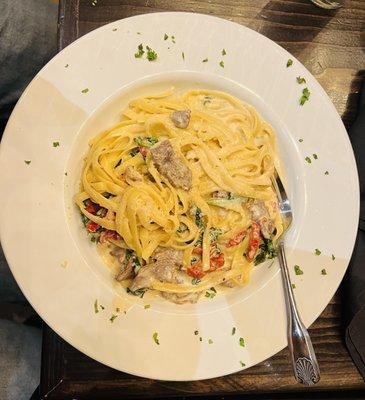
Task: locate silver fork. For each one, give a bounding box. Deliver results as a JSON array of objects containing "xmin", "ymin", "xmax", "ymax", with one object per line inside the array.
[{"xmin": 271, "ymin": 169, "xmax": 320, "ymax": 386}]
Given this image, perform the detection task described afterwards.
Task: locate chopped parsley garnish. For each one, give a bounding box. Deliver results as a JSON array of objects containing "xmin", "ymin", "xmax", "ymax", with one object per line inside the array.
[
  {"xmin": 164, "ymin": 33, "xmax": 168, "ymax": 40},
  {"xmin": 232, "ymin": 327, "xmax": 236, "ymax": 335},
  {"xmin": 240, "ymin": 361, "xmax": 246, "ymax": 367},
  {"xmin": 134, "ymin": 136, "xmax": 158, "ymax": 148},
  {"xmin": 116, "ymin": 307, "xmax": 120, "ymax": 313},
  {"xmin": 208, "ymin": 338, "xmax": 213, "ymax": 344},
  {"xmin": 203, "ymin": 96, "xmax": 212, "ymax": 105},
  {"xmin": 171, "ymin": 35, "xmax": 176, "ymax": 43},
  {"xmin": 300, "ymin": 87, "xmax": 310, "ymax": 105},
  {"xmin": 239, "ymin": 337, "xmax": 245, "ymax": 347},
  {"xmin": 194, "ymin": 330, "xmax": 199, "ymax": 335},
  {"xmin": 137, "ymin": 32, "xmax": 141, "ymax": 35},
  {"xmin": 202, "ymin": 58, "xmax": 208, "ymax": 63},
  {"xmin": 254, "ymin": 239, "xmax": 277, "ymax": 265},
  {"xmin": 315, "ymin": 248, "xmax": 321, "ymax": 256},
  {"xmin": 221, "ymin": 49, "xmax": 226, "ymax": 56},
  {"xmin": 205, "ymin": 287, "xmax": 217, "ymax": 299},
  {"xmin": 299, "ymin": 138, "xmax": 303, "ymax": 143},
  {"xmin": 152, "ymin": 332, "xmax": 160, "ymax": 345},
  {"xmin": 325, "ymin": 170, "xmax": 329, "ymax": 175},
  {"xmin": 94, "ymin": 299, "xmax": 99, "ymax": 314},
  {"xmin": 109, "ymin": 314, "xmax": 118, "ymax": 323},
  {"xmin": 126, "ymin": 287, "xmax": 146, "ymax": 298},
  {"xmin": 332, "ymin": 254, "xmax": 335, "ymax": 261},
  {"xmin": 219, "ymin": 60, "xmax": 224, "ymax": 68},
  {"xmin": 64, "ymin": 64, "xmax": 69, "ymax": 68},
  {"xmin": 182, "ymin": 51, "xmax": 185, "ymax": 60},
  {"xmin": 192, "ymin": 278, "xmax": 201, "ymax": 285},
  {"xmin": 100, "ymin": 305, "xmax": 105, "ymax": 310},
  {"xmin": 24, "ymin": 160, "xmax": 31, "ymax": 165},
  {"xmin": 296, "ymin": 76, "xmax": 306, "ymax": 84},
  {"xmin": 112, "ymin": 28, "xmax": 117, "ymax": 31},
  {"xmin": 292, "ymin": 283, "xmax": 296, "ymax": 289},
  {"xmin": 144, "ymin": 304, "xmax": 151, "ymax": 309},
  {"xmin": 321, "ymin": 268, "xmax": 327, "ymax": 275},
  {"xmin": 134, "ymin": 43, "xmax": 144, "ymax": 58},
  {"xmin": 287, "ymin": 59, "xmax": 293, "ymax": 67},
  {"xmin": 193, "ymin": 207, "xmax": 204, "ymax": 229},
  {"xmin": 305, "ymin": 156, "xmax": 311, "ymax": 164},
  {"xmin": 81, "ymin": 88, "xmax": 89, "ymax": 94},
  {"xmin": 53, "ymin": 141, "xmax": 60, "ymax": 147},
  {"xmin": 64, "ymin": 172, "xmax": 68, "ymax": 176},
  {"xmin": 199, "ymin": 337, "xmax": 202, "ymax": 342},
  {"xmin": 294, "ymin": 265, "xmax": 303, "ymax": 275},
  {"xmin": 313, "ymin": 153, "xmax": 318, "ymax": 160},
  {"xmin": 146, "ymin": 46, "xmax": 158, "ymax": 61}
]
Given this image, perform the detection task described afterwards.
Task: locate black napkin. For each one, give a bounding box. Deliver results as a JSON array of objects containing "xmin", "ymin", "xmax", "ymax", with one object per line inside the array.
[{"xmin": 344, "ymin": 80, "xmax": 365, "ymax": 379}]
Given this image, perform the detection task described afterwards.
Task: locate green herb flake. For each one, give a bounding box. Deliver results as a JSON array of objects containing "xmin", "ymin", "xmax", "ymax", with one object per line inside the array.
[
  {"xmin": 296, "ymin": 76, "xmax": 306, "ymax": 84},
  {"xmin": 126, "ymin": 287, "xmax": 146, "ymax": 298},
  {"xmin": 100, "ymin": 305, "xmax": 105, "ymax": 310},
  {"xmin": 205, "ymin": 287, "xmax": 217, "ymax": 299},
  {"xmin": 81, "ymin": 88, "xmax": 89, "ymax": 94},
  {"xmin": 292, "ymin": 283, "xmax": 296, "ymax": 289},
  {"xmin": 254, "ymin": 238, "xmax": 278, "ymax": 265},
  {"xmin": 332, "ymin": 254, "xmax": 335, "ymax": 261},
  {"xmin": 239, "ymin": 337, "xmax": 245, "ymax": 347},
  {"xmin": 321, "ymin": 268, "xmax": 327, "ymax": 275},
  {"xmin": 315, "ymin": 248, "xmax": 321, "ymax": 256},
  {"xmin": 325, "ymin": 170, "xmax": 329, "ymax": 175},
  {"xmin": 134, "ymin": 136, "xmax": 158, "ymax": 148},
  {"xmin": 294, "ymin": 265, "xmax": 303, "ymax": 275},
  {"xmin": 171, "ymin": 35, "xmax": 176, "ymax": 43},
  {"xmin": 240, "ymin": 361, "xmax": 246, "ymax": 367},
  {"xmin": 53, "ymin": 141, "xmax": 60, "ymax": 147},
  {"xmin": 24, "ymin": 160, "xmax": 31, "ymax": 165},
  {"xmin": 299, "ymin": 138, "xmax": 303, "ymax": 143},
  {"xmin": 94, "ymin": 299, "xmax": 99, "ymax": 314},
  {"xmin": 134, "ymin": 43, "xmax": 144, "ymax": 58},
  {"xmin": 64, "ymin": 172, "xmax": 68, "ymax": 176},
  {"xmin": 199, "ymin": 337, "xmax": 202, "ymax": 342},
  {"xmin": 300, "ymin": 87, "xmax": 311, "ymax": 105},
  {"xmin": 64, "ymin": 64, "xmax": 69, "ymax": 68},
  {"xmin": 164, "ymin": 33, "xmax": 168, "ymax": 40},
  {"xmin": 116, "ymin": 307, "xmax": 120, "ymax": 313},
  {"xmin": 313, "ymin": 153, "xmax": 318, "ymax": 160},
  {"xmin": 109, "ymin": 314, "xmax": 118, "ymax": 323},
  {"xmin": 192, "ymin": 278, "xmax": 201, "ymax": 285},
  {"xmin": 305, "ymin": 156, "xmax": 311, "ymax": 164},
  {"xmin": 287, "ymin": 59, "xmax": 293, "ymax": 67},
  {"xmin": 232, "ymin": 327, "xmax": 236, "ymax": 335},
  {"xmin": 202, "ymin": 58, "xmax": 208, "ymax": 63},
  {"xmin": 194, "ymin": 330, "xmax": 199, "ymax": 335},
  {"xmin": 146, "ymin": 46, "xmax": 158, "ymax": 61},
  {"xmin": 221, "ymin": 49, "xmax": 226, "ymax": 56},
  {"xmin": 144, "ymin": 304, "xmax": 151, "ymax": 309},
  {"xmin": 219, "ymin": 60, "xmax": 225, "ymax": 68},
  {"xmin": 112, "ymin": 28, "xmax": 117, "ymax": 32},
  {"xmin": 152, "ymin": 332, "xmax": 160, "ymax": 345},
  {"xmin": 182, "ymin": 51, "xmax": 185, "ymax": 60},
  {"xmin": 208, "ymin": 338, "xmax": 213, "ymax": 344}
]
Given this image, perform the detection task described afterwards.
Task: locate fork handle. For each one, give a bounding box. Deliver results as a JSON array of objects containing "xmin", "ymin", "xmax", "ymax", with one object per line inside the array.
[{"xmin": 277, "ymin": 241, "xmax": 321, "ymax": 385}]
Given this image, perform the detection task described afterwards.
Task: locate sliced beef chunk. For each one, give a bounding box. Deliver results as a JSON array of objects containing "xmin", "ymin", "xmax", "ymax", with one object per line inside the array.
[
  {"xmin": 150, "ymin": 140, "xmax": 192, "ymax": 191},
  {"xmin": 161, "ymin": 291, "xmax": 201, "ymax": 304},
  {"xmin": 112, "ymin": 248, "xmax": 135, "ymax": 281},
  {"xmin": 129, "ymin": 248, "xmax": 183, "ymax": 291},
  {"xmin": 170, "ymin": 109, "xmax": 191, "ymax": 129},
  {"xmin": 249, "ymin": 200, "xmax": 274, "ymax": 239}
]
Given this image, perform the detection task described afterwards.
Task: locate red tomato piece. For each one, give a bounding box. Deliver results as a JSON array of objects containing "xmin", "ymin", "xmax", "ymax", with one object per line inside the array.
[
  {"xmin": 85, "ymin": 200, "xmax": 99, "ymax": 214},
  {"xmin": 192, "ymin": 246, "xmax": 203, "ymax": 255},
  {"xmin": 209, "ymin": 252, "xmax": 225, "ymax": 271},
  {"xmin": 227, "ymin": 230, "xmax": 246, "ymax": 247},
  {"xmin": 86, "ymin": 221, "xmax": 100, "ymax": 233},
  {"xmin": 139, "ymin": 146, "xmax": 148, "ymax": 157},
  {"xmin": 246, "ymin": 222, "xmax": 261, "ymax": 262},
  {"xmin": 187, "ymin": 263, "xmax": 205, "ymax": 279}
]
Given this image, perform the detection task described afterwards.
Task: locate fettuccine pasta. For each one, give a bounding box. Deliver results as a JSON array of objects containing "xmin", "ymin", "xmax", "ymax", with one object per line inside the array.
[{"xmin": 75, "ymin": 89, "xmax": 283, "ymax": 304}]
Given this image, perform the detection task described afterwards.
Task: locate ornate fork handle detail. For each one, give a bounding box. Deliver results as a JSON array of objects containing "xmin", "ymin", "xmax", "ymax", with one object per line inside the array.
[{"xmin": 278, "ymin": 241, "xmax": 321, "ymax": 386}]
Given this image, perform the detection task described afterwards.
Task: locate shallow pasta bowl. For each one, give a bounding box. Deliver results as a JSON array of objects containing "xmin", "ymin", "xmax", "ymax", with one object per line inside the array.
[{"xmin": 0, "ymin": 12, "xmax": 358, "ymax": 380}]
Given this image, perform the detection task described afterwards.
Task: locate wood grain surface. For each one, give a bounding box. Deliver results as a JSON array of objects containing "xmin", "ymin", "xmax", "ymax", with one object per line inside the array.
[{"xmin": 41, "ymin": 0, "xmax": 365, "ymax": 398}]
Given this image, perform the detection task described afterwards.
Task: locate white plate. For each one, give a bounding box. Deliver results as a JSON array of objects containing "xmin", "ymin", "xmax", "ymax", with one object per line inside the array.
[{"xmin": 0, "ymin": 12, "xmax": 359, "ymax": 380}]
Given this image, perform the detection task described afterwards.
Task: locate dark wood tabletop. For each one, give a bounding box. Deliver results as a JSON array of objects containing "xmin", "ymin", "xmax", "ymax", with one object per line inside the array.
[{"xmin": 40, "ymin": 0, "xmax": 365, "ymax": 399}]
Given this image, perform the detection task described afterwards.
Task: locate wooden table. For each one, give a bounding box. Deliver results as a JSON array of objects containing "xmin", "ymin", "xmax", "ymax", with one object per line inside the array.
[{"xmin": 40, "ymin": 1, "xmax": 365, "ymax": 398}]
